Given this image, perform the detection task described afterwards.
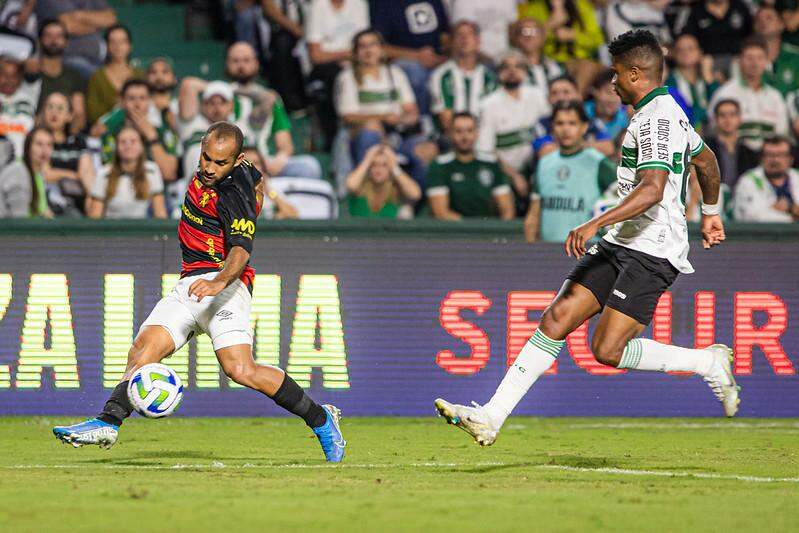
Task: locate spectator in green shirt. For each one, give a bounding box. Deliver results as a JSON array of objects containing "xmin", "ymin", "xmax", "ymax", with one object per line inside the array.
[
  {"xmin": 95, "ymin": 78, "xmax": 179, "ymax": 184},
  {"xmin": 427, "ymin": 112, "xmax": 515, "ymax": 220},
  {"xmin": 345, "ymin": 144, "xmax": 421, "ymax": 218},
  {"xmin": 756, "ymin": 5, "xmax": 799, "ymax": 95}
]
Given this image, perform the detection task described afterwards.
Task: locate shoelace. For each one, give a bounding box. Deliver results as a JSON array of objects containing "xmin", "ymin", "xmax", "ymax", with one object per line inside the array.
[{"xmin": 703, "ymin": 376, "xmax": 726, "ymax": 401}]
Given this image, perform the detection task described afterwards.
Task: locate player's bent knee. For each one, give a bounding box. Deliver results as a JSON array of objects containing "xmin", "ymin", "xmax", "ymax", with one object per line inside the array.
[
  {"xmin": 223, "ymin": 362, "xmax": 256, "ymax": 387},
  {"xmin": 591, "ymin": 338, "xmax": 622, "ymax": 367}
]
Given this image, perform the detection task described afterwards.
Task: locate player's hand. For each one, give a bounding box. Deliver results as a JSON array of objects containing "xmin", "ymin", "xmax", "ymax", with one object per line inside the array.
[
  {"xmin": 700, "ymin": 214, "xmax": 725, "ymax": 249},
  {"xmin": 188, "ymin": 278, "xmax": 226, "ymax": 302},
  {"xmin": 565, "ymin": 221, "xmax": 598, "ymax": 258}
]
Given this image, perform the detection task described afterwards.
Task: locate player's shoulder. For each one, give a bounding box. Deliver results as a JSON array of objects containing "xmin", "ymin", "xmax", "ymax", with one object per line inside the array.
[
  {"xmin": 217, "ymin": 161, "xmax": 262, "ymax": 198},
  {"xmin": 474, "ymin": 151, "xmax": 498, "ymax": 164},
  {"xmin": 435, "ymin": 152, "xmax": 457, "ymax": 165},
  {"xmin": 143, "ymin": 160, "xmax": 161, "ymax": 175}
]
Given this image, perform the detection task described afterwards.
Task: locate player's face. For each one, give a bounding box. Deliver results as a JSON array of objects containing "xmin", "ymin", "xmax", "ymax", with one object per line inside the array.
[
  {"xmin": 107, "ymin": 27, "xmax": 131, "ymax": 63},
  {"xmin": 513, "ymin": 20, "xmax": 544, "ymax": 53},
  {"xmin": 593, "ymin": 82, "xmax": 620, "ymax": 116},
  {"xmin": 40, "ymin": 23, "xmax": 67, "ymax": 56},
  {"xmin": 674, "ymin": 35, "xmax": 701, "ymax": 69},
  {"xmin": 552, "ymin": 110, "xmax": 588, "ymax": 150},
  {"xmin": 356, "ymin": 34, "xmax": 383, "ymax": 66},
  {"xmin": 199, "ymin": 134, "xmax": 244, "ymax": 187},
  {"xmin": 147, "ymin": 60, "xmax": 176, "ymax": 92},
  {"xmin": 226, "ymin": 43, "xmax": 259, "ymax": 83},
  {"xmin": 740, "ymin": 47, "xmax": 768, "ymax": 81},
  {"xmin": 453, "ymin": 23, "xmax": 479, "ymax": 56},
  {"xmin": 369, "ymin": 152, "xmax": 391, "ymax": 184},
  {"xmin": 202, "ymin": 95, "xmax": 233, "ymax": 123},
  {"xmin": 610, "ymin": 62, "xmax": 635, "ymax": 105},
  {"xmin": 122, "ymin": 86, "xmax": 151, "ymax": 115},
  {"xmin": 0, "ymin": 61, "xmax": 22, "ymax": 96},
  {"xmin": 42, "ymin": 93, "xmax": 71, "ymax": 131},
  {"xmin": 30, "ymin": 129, "xmax": 54, "ymax": 166},
  {"xmin": 714, "ymin": 103, "xmax": 741, "ymax": 135},
  {"xmin": 451, "ymin": 116, "xmax": 478, "ymax": 153},
  {"xmin": 116, "ymin": 127, "xmax": 144, "ymax": 162},
  {"xmin": 549, "ymin": 80, "xmax": 579, "ymax": 105},
  {"xmin": 498, "ymin": 58, "xmax": 525, "ymax": 88},
  {"xmin": 761, "ymin": 143, "xmax": 793, "ymax": 178}
]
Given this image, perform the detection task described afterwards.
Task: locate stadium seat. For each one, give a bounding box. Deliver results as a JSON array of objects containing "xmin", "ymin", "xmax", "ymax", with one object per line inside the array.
[{"xmin": 269, "ymin": 177, "xmax": 338, "ymax": 220}]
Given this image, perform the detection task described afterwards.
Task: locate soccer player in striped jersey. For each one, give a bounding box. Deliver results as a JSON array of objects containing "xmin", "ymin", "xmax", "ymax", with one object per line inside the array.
[
  {"xmin": 54, "ymin": 122, "xmax": 346, "ymax": 462},
  {"xmin": 435, "ymin": 30, "xmax": 740, "ymax": 447}
]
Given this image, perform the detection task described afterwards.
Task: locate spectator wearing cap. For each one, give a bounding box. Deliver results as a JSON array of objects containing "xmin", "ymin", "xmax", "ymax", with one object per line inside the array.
[
  {"xmin": 427, "ymin": 112, "xmax": 514, "ymax": 220},
  {"xmin": 709, "ymin": 37, "xmax": 789, "ymax": 151},
  {"xmin": 755, "ymin": 5, "xmax": 799, "ymax": 96},
  {"xmin": 584, "ymin": 69, "xmax": 628, "ymax": 140},
  {"xmin": 86, "ymin": 24, "xmax": 144, "ymax": 125},
  {"xmin": 146, "ymin": 58, "xmax": 178, "ymax": 134},
  {"xmin": 429, "ymin": 20, "xmax": 497, "ymax": 137},
  {"xmin": 705, "ymin": 99, "xmax": 759, "ymax": 190},
  {"xmin": 664, "ymin": 34, "xmax": 718, "ymax": 128},
  {"xmin": 447, "ymin": 0, "xmax": 519, "ymax": 62},
  {"xmin": 683, "ymin": 0, "xmax": 753, "ymax": 76},
  {"xmin": 34, "ymin": 0, "xmax": 117, "ymax": 78},
  {"xmin": 734, "ymin": 135, "xmax": 799, "ymax": 222},
  {"xmin": 225, "ymin": 41, "xmax": 322, "ymax": 181},
  {"xmin": 30, "ymin": 19, "xmax": 87, "ymax": 134},
  {"xmin": 369, "ymin": 0, "xmax": 450, "ymax": 114},
  {"xmin": 476, "ymin": 50, "xmax": 549, "ymax": 198},
  {"xmin": 96, "ymin": 79, "xmax": 179, "ymax": 185},
  {"xmin": 0, "ymin": 56, "xmax": 39, "ymax": 159},
  {"xmin": 511, "ymin": 18, "xmax": 564, "ymax": 91},
  {"xmin": 306, "ymin": 0, "xmax": 371, "ymax": 149},
  {"xmin": 531, "ymin": 74, "xmax": 613, "ymax": 159}
]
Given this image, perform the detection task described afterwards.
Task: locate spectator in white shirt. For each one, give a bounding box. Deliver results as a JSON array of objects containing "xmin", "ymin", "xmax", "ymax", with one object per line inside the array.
[
  {"xmin": 734, "ymin": 135, "xmax": 799, "ymax": 222},
  {"xmin": 447, "ymin": 0, "xmax": 519, "ymax": 62}
]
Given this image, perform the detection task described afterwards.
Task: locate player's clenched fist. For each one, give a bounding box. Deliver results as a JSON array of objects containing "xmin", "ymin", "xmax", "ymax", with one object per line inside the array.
[
  {"xmin": 188, "ymin": 278, "xmax": 226, "ymax": 302},
  {"xmin": 565, "ymin": 221, "xmax": 599, "ymax": 258}
]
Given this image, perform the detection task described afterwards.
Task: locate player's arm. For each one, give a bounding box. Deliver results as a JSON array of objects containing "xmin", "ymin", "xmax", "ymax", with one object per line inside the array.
[
  {"xmin": 428, "ymin": 193, "xmax": 462, "ymax": 220},
  {"xmin": 524, "ymin": 197, "xmax": 541, "ymax": 243},
  {"xmin": 691, "ymin": 144, "xmax": 726, "ymax": 249},
  {"xmin": 565, "ymin": 168, "xmax": 668, "ymax": 258}
]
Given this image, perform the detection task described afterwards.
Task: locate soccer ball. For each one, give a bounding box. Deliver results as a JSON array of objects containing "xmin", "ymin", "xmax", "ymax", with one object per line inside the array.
[{"xmin": 127, "ymin": 363, "xmax": 184, "ymax": 418}]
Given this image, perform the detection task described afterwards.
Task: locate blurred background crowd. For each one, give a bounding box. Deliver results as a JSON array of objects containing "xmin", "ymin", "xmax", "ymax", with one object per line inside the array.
[{"xmin": 1, "ymin": 0, "xmax": 798, "ymax": 241}]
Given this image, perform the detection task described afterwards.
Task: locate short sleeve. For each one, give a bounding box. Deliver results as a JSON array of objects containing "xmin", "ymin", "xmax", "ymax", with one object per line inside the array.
[
  {"xmin": 635, "ymin": 116, "xmax": 674, "ymax": 172},
  {"xmin": 146, "ymin": 163, "xmax": 165, "ymax": 196},
  {"xmin": 425, "ymin": 161, "xmax": 449, "ymax": 196},
  {"xmin": 334, "ymin": 70, "xmax": 359, "ymax": 115},
  {"xmin": 392, "ymin": 66, "xmax": 416, "ymax": 106},
  {"xmin": 305, "ymin": 0, "xmax": 324, "ymax": 44},
  {"xmin": 597, "ymin": 157, "xmax": 617, "ymax": 191},
  {"xmin": 91, "ymin": 166, "xmax": 110, "ymax": 200},
  {"xmin": 688, "ymin": 127, "xmax": 705, "ymax": 158},
  {"xmin": 490, "ymin": 162, "xmax": 512, "ymax": 196},
  {"xmin": 270, "ymin": 97, "xmax": 292, "ymax": 135},
  {"xmin": 217, "ymin": 170, "xmax": 260, "ymax": 254}
]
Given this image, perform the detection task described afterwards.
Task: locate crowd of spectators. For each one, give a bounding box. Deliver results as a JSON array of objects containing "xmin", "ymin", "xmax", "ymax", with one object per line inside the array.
[{"xmin": 1, "ymin": 0, "xmax": 799, "ymax": 236}]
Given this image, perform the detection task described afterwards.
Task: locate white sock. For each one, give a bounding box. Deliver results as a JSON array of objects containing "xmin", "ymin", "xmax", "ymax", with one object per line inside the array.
[
  {"xmin": 483, "ymin": 329, "xmax": 563, "ymax": 429},
  {"xmin": 618, "ymin": 338, "xmax": 715, "ymax": 376}
]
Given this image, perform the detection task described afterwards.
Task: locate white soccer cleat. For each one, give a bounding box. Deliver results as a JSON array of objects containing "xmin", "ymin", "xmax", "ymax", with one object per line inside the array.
[
  {"xmin": 434, "ymin": 398, "xmax": 499, "ymax": 447},
  {"xmin": 703, "ymin": 344, "xmax": 741, "ymax": 417}
]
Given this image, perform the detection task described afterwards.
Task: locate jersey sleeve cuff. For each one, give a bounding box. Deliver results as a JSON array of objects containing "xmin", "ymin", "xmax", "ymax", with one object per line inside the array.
[
  {"xmin": 426, "ymin": 186, "xmax": 449, "ymax": 197},
  {"xmin": 637, "ymin": 161, "xmax": 673, "ymax": 172},
  {"xmin": 491, "ymin": 184, "xmax": 512, "ymax": 197},
  {"xmin": 690, "ymin": 140, "xmax": 705, "ymax": 157}
]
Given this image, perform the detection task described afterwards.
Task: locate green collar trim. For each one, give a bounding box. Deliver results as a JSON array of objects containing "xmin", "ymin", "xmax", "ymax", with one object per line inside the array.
[{"xmin": 633, "ymin": 86, "xmax": 670, "ymax": 111}]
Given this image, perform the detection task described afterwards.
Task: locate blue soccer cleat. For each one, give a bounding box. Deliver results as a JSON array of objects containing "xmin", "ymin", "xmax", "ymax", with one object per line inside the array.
[
  {"xmin": 53, "ymin": 418, "xmax": 119, "ymax": 449},
  {"xmin": 312, "ymin": 405, "xmax": 346, "ymax": 462}
]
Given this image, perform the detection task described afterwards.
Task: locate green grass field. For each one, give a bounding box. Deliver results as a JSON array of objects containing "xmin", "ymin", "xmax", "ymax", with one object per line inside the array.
[{"xmin": 1, "ymin": 417, "xmax": 797, "ymax": 532}]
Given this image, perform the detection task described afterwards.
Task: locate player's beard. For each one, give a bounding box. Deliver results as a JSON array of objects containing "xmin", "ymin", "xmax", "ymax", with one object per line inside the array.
[
  {"xmin": 40, "ymin": 44, "xmax": 65, "ymax": 57},
  {"xmin": 150, "ymin": 81, "xmax": 177, "ymax": 94}
]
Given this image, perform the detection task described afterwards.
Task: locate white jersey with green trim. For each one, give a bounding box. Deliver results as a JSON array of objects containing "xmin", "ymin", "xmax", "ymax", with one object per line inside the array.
[{"xmin": 604, "ymin": 86, "xmax": 704, "ymax": 274}]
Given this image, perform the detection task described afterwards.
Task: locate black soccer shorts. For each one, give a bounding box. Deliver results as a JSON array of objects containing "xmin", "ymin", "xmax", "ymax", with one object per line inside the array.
[{"xmin": 566, "ymin": 239, "xmax": 680, "ymax": 326}]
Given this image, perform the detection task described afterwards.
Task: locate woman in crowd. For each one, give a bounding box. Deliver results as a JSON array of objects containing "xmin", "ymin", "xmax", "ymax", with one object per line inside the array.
[
  {"xmin": 335, "ymin": 29, "xmax": 433, "ymax": 185},
  {"xmin": 664, "ymin": 33, "xmax": 719, "ymax": 128},
  {"xmin": 88, "ymin": 126, "xmax": 166, "ymax": 219},
  {"xmin": 39, "ymin": 91, "xmax": 95, "ymax": 215},
  {"xmin": 345, "ymin": 144, "xmax": 421, "ymax": 218},
  {"xmin": 0, "ymin": 127, "xmax": 53, "ymax": 217},
  {"xmin": 87, "ymin": 24, "xmax": 144, "ymax": 125}
]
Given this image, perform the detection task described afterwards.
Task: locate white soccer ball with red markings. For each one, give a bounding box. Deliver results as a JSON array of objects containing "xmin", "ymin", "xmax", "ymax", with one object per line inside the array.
[{"xmin": 127, "ymin": 363, "xmax": 184, "ymax": 418}]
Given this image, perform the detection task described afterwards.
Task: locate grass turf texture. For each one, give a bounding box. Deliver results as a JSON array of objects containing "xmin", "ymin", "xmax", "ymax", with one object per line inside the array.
[{"xmin": 1, "ymin": 417, "xmax": 798, "ymax": 532}]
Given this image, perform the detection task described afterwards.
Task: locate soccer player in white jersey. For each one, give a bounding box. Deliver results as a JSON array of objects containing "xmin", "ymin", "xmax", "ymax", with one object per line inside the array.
[{"xmin": 435, "ymin": 30, "xmax": 740, "ymax": 447}]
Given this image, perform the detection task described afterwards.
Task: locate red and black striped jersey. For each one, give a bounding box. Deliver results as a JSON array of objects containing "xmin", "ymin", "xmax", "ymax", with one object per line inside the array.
[{"xmin": 177, "ymin": 161, "xmax": 263, "ymax": 288}]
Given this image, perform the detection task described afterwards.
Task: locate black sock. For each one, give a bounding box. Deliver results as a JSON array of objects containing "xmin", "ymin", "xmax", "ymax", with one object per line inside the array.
[
  {"xmin": 97, "ymin": 381, "xmax": 134, "ymax": 426},
  {"xmin": 270, "ymin": 374, "xmax": 327, "ymax": 428}
]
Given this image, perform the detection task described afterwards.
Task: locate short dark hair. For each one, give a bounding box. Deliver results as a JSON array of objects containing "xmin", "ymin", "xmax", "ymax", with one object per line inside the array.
[
  {"xmin": 37, "ymin": 18, "xmax": 66, "ymax": 39},
  {"xmin": 713, "ymin": 98, "xmax": 740, "ymax": 116},
  {"xmin": 549, "ymin": 74, "xmax": 578, "ymax": 92},
  {"xmin": 551, "ymin": 100, "xmax": 588, "ymax": 123},
  {"xmin": 762, "ymin": 134, "xmax": 792, "ymax": 151},
  {"xmin": 206, "ymin": 121, "xmax": 244, "ymax": 156},
  {"xmin": 452, "ymin": 111, "xmax": 477, "ymax": 125},
  {"xmin": 607, "ymin": 29, "xmax": 663, "ymax": 77},
  {"xmin": 104, "ymin": 23, "xmax": 132, "ymax": 45},
  {"xmin": 121, "ymin": 78, "xmax": 150, "ymax": 97},
  {"xmin": 741, "ymin": 35, "xmax": 769, "ymax": 55},
  {"xmin": 591, "ymin": 69, "xmax": 615, "ymax": 91},
  {"xmin": 452, "ymin": 19, "xmax": 480, "ymax": 35}
]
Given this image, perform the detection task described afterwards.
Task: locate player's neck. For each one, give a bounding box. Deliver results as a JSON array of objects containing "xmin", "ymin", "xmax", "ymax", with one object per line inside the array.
[
  {"xmin": 455, "ymin": 150, "xmax": 475, "ymax": 163},
  {"xmin": 559, "ymin": 144, "xmax": 583, "ymax": 157},
  {"xmin": 455, "ymin": 54, "xmax": 478, "ymax": 71},
  {"xmin": 631, "ymin": 84, "xmax": 666, "ymax": 110}
]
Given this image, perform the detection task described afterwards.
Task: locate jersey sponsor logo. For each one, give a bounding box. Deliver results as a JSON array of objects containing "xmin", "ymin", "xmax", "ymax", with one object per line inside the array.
[
  {"xmin": 587, "ymin": 244, "xmax": 599, "ymax": 255},
  {"xmin": 405, "ymin": 2, "xmax": 438, "ymax": 34},
  {"xmin": 557, "ymin": 166, "xmax": 570, "ymax": 181},
  {"xmin": 231, "ymin": 218, "xmax": 255, "ymax": 235},
  {"xmin": 200, "ymin": 191, "xmax": 211, "ymax": 207},
  {"xmin": 613, "ymin": 289, "xmax": 627, "ymax": 300},
  {"xmin": 452, "ymin": 172, "xmax": 465, "ymax": 182},
  {"xmin": 181, "ymin": 203, "xmax": 203, "ymax": 226}
]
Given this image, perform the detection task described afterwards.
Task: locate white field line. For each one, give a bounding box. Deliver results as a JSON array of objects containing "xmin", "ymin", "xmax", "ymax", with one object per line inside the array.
[
  {"xmin": 3, "ymin": 462, "xmax": 799, "ymax": 483},
  {"xmin": 564, "ymin": 421, "xmax": 799, "ymax": 430}
]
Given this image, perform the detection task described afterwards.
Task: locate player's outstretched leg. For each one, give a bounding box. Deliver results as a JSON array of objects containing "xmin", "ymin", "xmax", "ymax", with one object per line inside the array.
[
  {"xmin": 591, "ymin": 308, "xmax": 740, "ymax": 417},
  {"xmin": 216, "ymin": 345, "xmax": 346, "ymax": 462},
  {"xmin": 53, "ymin": 326, "xmax": 176, "ymax": 448},
  {"xmin": 436, "ymin": 281, "xmax": 601, "ymax": 446}
]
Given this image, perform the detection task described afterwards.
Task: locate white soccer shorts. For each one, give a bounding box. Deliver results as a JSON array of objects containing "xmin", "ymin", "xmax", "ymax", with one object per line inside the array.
[{"xmin": 140, "ymin": 271, "xmax": 253, "ymax": 352}]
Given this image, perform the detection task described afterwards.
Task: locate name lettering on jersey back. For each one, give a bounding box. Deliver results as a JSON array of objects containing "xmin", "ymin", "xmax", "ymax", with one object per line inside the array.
[
  {"xmin": 640, "ymin": 119, "xmax": 652, "ymax": 160},
  {"xmin": 657, "ymin": 118, "xmax": 670, "ymax": 162}
]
